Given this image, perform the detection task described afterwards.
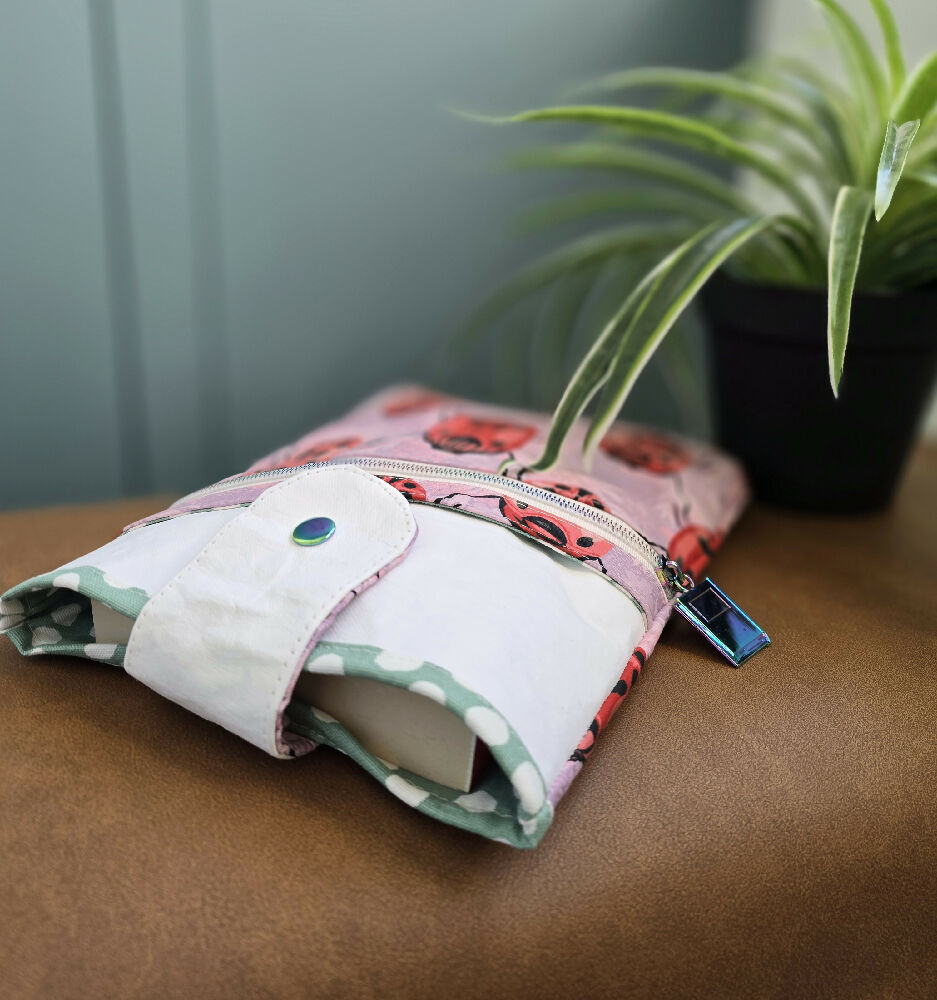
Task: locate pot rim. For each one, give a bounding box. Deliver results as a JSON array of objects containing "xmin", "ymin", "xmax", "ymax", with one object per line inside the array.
[{"xmin": 701, "ymin": 269, "xmax": 937, "ymax": 352}]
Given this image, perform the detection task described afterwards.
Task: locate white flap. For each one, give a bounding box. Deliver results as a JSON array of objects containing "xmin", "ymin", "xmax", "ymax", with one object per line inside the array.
[
  {"xmin": 319, "ymin": 504, "xmax": 646, "ymax": 788},
  {"xmin": 124, "ymin": 466, "xmax": 416, "ymax": 756}
]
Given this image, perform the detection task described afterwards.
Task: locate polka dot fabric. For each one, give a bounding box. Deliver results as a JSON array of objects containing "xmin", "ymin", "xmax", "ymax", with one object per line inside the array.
[
  {"xmin": 2, "ymin": 565, "xmax": 148, "ymax": 668},
  {"xmin": 286, "ymin": 640, "xmax": 553, "ymax": 848}
]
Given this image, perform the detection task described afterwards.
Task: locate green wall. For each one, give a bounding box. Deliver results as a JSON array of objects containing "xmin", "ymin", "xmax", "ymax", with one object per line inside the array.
[{"xmin": 0, "ymin": 1, "xmax": 751, "ymax": 509}]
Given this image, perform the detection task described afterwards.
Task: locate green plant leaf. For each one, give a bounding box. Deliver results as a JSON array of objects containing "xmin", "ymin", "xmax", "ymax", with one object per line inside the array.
[
  {"xmin": 869, "ymin": 174, "xmax": 937, "ymax": 230},
  {"xmin": 721, "ymin": 209, "xmax": 825, "ymax": 285},
  {"xmin": 457, "ymin": 223, "xmax": 689, "ymax": 347},
  {"xmin": 745, "ymin": 56, "xmax": 860, "ymax": 180},
  {"xmin": 655, "ymin": 318, "xmax": 710, "ymax": 433},
  {"xmin": 874, "ymin": 119, "xmax": 920, "ymax": 219},
  {"xmin": 891, "ymin": 51, "xmax": 937, "ymax": 122},
  {"xmin": 908, "ymin": 166, "xmax": 937, "ymax": 188},
  {"xmin": 516, "ymin": 188, "xmax": 720, "ymax": 233},
  {"xmin": 859, "ymin": 179, "xmax": 937, "ymax": 270},
  {"xmin": 532, "ymin": 271, "xmax": 595, "ymax": 408},
  {"xmin": 771, "ymin": 213, "xmax": 828, "ymax": 280},
  {"xmin": 484, "ymin": 106, "xmax": 820, "ymax": 226},
  {"xmin": 827, "ymin": 186, "xmax": 874, "ymax": 396},
  {"xmin": 865, "ymin": 226, "xmax": 937, "ymax": 278},
  {"xmin": 813, "ymin": 0, "xmax": 888, "ymax": 118},
  {"xmin": 581, "ymin": 66, "xmax": 834, "ymax": 159},
  {"xmin": 909, "ymin": 142, "xmax": 937, "ymax": 171},
  {"xmin": 731, "ymin": 231, "xmax": 808, "ymax": 285},
  {"xmin": 877, "ymin": 247, "xmax": 937, "ymax": 288},
  {"xmin": 509, "ymin": 143, "xmax": 750, "ymax": 212},
  {"xmin": 873, "ymin": 235, "xmax": 937, "ymax": 282},
  {"xmin": 583, "ymin": 216, "xmax": 774, "ymax": 455},
  {"xmin": 922, "ymin": 105, "xmax": 937, "ymax": 135},
  {"xmin": 865, "ymin": 179, "xmax": 937, "ymax": 247},
  {"xmin": 700, "ymin": 113, "xmax": 832, "ymax": 191},
  {"xmin": 868, "ymin": 0, "xmax": 906, "ymax": 95},
  {"xmin": 527, "ymin": 245, "xmax": 691, "ymax": 470}
]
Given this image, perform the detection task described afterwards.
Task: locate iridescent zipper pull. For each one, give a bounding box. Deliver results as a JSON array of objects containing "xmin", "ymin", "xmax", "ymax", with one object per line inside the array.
[{"xmin": 661, "ymin": 559, "xmax": 770, "ymax": 667}]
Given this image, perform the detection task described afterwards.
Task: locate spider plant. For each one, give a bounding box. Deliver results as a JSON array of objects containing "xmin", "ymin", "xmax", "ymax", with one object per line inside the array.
[{"xmin": 466, "ymin": 0, "xmax": 937, "ymax": 470}]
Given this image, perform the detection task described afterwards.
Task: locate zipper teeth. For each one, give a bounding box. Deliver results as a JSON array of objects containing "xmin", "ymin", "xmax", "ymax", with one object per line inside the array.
[{"xmin": 171, "ymin": 457, "xmax": 666, "ymax": 576}]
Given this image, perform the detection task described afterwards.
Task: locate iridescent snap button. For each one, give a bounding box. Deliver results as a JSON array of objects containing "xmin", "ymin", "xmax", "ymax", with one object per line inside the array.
[{"xmin": 291, "ymin": 516, "xmax": 336, "ymax": 546}]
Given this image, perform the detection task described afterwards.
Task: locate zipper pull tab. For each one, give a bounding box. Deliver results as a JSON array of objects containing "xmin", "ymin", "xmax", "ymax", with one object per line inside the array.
[{"xmin": 661, "ymin": 559, "xmax": 770, "ymax": 668}]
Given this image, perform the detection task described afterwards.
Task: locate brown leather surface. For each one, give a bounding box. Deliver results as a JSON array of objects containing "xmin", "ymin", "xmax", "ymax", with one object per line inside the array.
[{"xmin": 1, "ymin": 453, "xmax": 936, "ymax": 1000}]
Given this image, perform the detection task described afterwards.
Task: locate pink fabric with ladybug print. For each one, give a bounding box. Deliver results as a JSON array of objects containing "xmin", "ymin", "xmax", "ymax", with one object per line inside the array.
[{"xmin": 245, "ymin": 385, "xmax": 746, "ymax": 589}]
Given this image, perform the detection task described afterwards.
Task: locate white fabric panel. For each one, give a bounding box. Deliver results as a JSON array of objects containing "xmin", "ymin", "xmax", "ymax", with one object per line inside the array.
[
  {"xmin": 60, "ymin": 507, "xmax": 239, "ymax": 596},
  {"xmin": 124, "ymin": 467, "xmax": 416, "ymax": 756},
  {"xmin": 321, "ymin": 506, "xmax": 645, "ymax": 788}
]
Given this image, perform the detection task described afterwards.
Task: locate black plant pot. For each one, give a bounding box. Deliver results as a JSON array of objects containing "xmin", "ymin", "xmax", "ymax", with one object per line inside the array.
[{"xmin": 700, "ymin": 273, "xmax": 937, "ymax": 513}]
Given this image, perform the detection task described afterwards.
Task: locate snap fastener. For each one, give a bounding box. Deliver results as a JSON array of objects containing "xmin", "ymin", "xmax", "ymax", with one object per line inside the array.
[{"xmin": 292, "ymin": 516, "xmax": 336, "ymax": 546}]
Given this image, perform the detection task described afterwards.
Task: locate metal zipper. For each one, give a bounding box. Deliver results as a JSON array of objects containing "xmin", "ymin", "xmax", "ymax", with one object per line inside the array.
[
  {"xmin": 151, "ymin": 456, "xmax": 773, "ymax": 665},
  {"xmin": 170, "ymin": 456, "xmax": 668, "ymax": 584}
]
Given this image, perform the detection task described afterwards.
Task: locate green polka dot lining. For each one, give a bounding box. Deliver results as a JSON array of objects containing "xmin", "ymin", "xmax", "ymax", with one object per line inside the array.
[
  {"xmin": 288, "ymin": 642, "xmax": 554, "ymax": 848},
  {"xmin": 1, "ymin": 565, "xmax": 148, "ymax": 667},
  {"xmin": 2, "ymin": 571, "xmax": 553, "ymax": 848}
]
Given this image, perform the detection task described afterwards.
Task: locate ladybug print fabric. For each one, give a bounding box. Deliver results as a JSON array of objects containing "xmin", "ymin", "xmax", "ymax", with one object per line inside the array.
[
  {"xmin": 599, "ymin": 427, "xmax": 692, "ymax": 475},
  {"xmin": 379, "ymin": 476, "xmax": 428, "ymax": 503},
  {"xmin": 239, "ymin": 384, "xmax": 746, "ymax": 571},
  {"xmin": 493, "ymin": 497, "xmax": 613, "ymax": 565},
  {"xmin": 573, "ymin": 647, "xmax": 647, "ymax": 762},
  {"xmin": 423, "ymin": 414, "xmax": 536, "ymax": 455},
  {"xmin": 434, "ymin": 491, "xmax": 614, "ymax": 571},
  {"xmin": 667, "ymin": 523, "xmax": 726, "ymax": 579}
]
